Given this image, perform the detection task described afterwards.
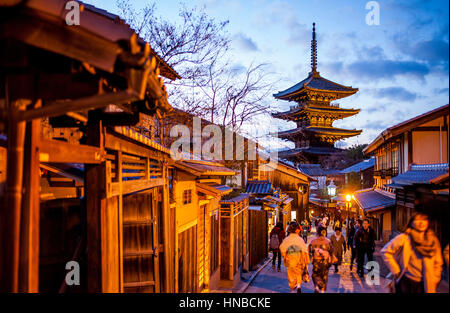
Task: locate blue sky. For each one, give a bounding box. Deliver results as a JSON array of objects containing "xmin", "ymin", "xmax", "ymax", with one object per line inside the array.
[{"xmin": 85, "ymin": 0, "xmax": 449, "ymax": 149}]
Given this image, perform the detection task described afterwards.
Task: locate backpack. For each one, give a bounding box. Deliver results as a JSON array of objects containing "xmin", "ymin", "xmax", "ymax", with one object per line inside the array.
[{"xmin": 269, "ymin": 232, "xmax": 280, "ymax": 250}]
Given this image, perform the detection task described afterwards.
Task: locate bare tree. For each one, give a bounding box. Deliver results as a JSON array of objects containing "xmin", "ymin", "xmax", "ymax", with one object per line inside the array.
[{"xmin": 116, "ymin": 0, "xmax": 274, "ymax": 132}]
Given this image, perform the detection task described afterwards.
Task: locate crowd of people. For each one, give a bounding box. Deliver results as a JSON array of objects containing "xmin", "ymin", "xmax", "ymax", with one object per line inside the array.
[{"xmin": 269, "ymin": 212, "xmax": 448, "ymax": 293}]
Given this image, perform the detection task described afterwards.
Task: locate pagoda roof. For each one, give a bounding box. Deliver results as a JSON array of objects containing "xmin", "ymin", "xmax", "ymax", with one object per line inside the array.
[
  {"xmin": 273, "ymin": 23, "xmax": 357, "ymax": 101},
  {"xmin": 272, "ymin": 105, "xmax": 360, "ymax": 120},
  {"xmin": 278, "ymin": 146, "xmax": 341, "ymax": 158},
  {"xmin": 273, "ymin": 72, "xmax": 358, "ymax": 101},
  {"xmin": 277, "ymin": 126, "xmax": 362, "ymax": 138}
]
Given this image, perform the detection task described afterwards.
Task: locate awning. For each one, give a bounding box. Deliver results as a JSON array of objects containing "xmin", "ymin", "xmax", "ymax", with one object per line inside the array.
[
  {"xmin": 174, "ymin": 160, "xmax": 235, "ymax": 176},
  {"xmin": 391, "ymin": 163, "xmax": 449, "ymax": 186},
  {"xmin": 353, "ymin": 189, "xmax": 395, "ymax": 213}
]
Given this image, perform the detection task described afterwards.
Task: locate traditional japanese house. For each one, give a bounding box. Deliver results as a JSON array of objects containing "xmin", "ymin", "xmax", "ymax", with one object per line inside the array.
[
  {"xmin": 260, "ymin": 160, "xmax": 314, "ymax": 222},
  {"xmin": 272, "ymin": 23, "xmax": 361, "ymax": 164},
  {"xmin": 0, "ymin": 0, "xmax": 180, "ymax": 293},
  {"xmin": 340, "ymin": 158, "xmax": 375, "ymax": 190},
  {"xmin": 170, "ymin": 158, "xmax": 235, "ymax": 292},
  {"xmin": 354, "ymin": 104, "xmax": 449, "ymax": 243}
]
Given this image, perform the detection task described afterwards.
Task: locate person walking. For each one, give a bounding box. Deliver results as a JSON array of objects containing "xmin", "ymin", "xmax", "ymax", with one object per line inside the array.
[
  {"xmin": 269, "ymin": 222, "xmax": 286, "ymax": 272},
  {"xmin": 333, "ymin": 219, "xmax": 341, "ymax": 231},
  {"xmin": 301, "ymin": 220, "xmax": 309, "ymax": 243},
  {"xmin": 381, "ymin": 212, "xmax": 443, "ymax": 293},
  {"xmin": 347, "ymin": 220, "xmax": 356, "ymax": 271},
  {"xmin": 330, "ymin": 227, "xmax": 347, "ymax": 273},
  {"xmin": 309, "ymin": 225, "xmax": 334, "ymax": 293},
  {"xmin": 354, "ymin": 219, "xmax": 375, "ymax": 277},
  {"xmin": 279, "ymin": 222, "xmax": 310, "ymax": 293}
]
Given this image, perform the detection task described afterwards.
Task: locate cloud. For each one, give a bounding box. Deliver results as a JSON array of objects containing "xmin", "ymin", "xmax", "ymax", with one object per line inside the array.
[
  {"xmin": 435, "ymin": 87, "xmax": 449, "ymax": 95},
  {"xmin": 368, "ymin": 87, "xmax": 419, "ymax": 102},
  {"xmin": 347, "ymin": 60, "xmax": 430, "ymax": 81},
  {"xmin": 233, "ymin": 33, "xmax": 259, "ymax": 51},
  {"xmin": 230, "ymin": 63, "xmax": 246, "ymax": 75}
]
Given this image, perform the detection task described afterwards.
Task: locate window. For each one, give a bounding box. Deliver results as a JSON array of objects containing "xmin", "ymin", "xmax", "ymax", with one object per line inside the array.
[{"xmin": 182, "ymin": 189, "xmax": 192, "ymax": 205}]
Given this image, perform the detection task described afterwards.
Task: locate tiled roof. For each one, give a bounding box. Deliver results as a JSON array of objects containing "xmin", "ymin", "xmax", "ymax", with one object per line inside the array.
[
  {"xmin": 245, "ymin": 180, "xmax": 273, "ymax": 194},
  {"xmin": 278, "ymin": 147, "xmax": 340, "ymax": 158},
  {"xmin": 176, "ymin": 160, "xmax": 235, "ymax": 176},
  {"xmin": 220, "ymin": 193, "xmax": 250, "ymax": 204},
  {"xmin": 278, "ymin": 126, "xmax": 362, "ymax": 137},
  {"xmin": 340, "ymin": 158, "xmax": 375, "ymax": 174},
  {"xmin": 391, "ymin": 163, "xmax": 449, "ymax": 186},
  {"xmin": 274, "ymin": 73, "xmax": 357, "ymax": 98},
  {"xmin": 353, "ymin": 189, "xmax": 395, "ymax": 212},
  {"xmin": 297, "ymin": 164, "xmax": 325, "ymax": 176}
]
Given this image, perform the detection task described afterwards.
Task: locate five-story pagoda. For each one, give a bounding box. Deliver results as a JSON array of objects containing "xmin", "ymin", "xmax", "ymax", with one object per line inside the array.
[{"xmin": 273, "ymin": 23, "xmax": 362, "ymax": 164}]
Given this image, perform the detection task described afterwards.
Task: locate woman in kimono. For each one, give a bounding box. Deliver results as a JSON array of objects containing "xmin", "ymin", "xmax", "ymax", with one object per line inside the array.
[
  {"xmin": 309, "ymin": 225, "xmax": 334, "ymax": 293},
  {"xmin": 330, "ymin": 227, "xmax": 347, "ymax": 273},
  {"xmin": 279, "ymin": 221, "xmax": 310, "ymax": 293}
]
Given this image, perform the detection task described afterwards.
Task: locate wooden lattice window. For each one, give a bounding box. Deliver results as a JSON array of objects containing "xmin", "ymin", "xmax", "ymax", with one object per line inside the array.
[{"xmin": 183, "ymin": 189, "xmax": 192, "ymax": 205}]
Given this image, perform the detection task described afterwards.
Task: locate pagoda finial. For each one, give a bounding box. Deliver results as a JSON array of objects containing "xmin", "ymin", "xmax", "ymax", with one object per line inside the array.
[{"xmin": 311, "ymin": 22, "xmax": 318, "ymax": 75}]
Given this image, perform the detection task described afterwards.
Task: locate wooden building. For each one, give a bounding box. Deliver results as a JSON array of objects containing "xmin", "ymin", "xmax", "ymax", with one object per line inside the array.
[
  {"xmin": 354, "ymin": 104, "xmax": 449, "ymax": 243},
  {"xmin": 170, "ymin": 158, "xmax": 235, "ymax": 292},
  {"xmin": 0, "ymin": 0, "xmax": 180, "ymax": 293}
]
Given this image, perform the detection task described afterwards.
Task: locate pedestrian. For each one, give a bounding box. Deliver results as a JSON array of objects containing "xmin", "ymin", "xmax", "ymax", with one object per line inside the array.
[
  {"xmin": 330, "ymin": 227, "xmax": 347, "ymax": 273},
  {"xmin": 279, "ymin": 221, "xmax": 310, "ymax": 293},
  {"xmin": 348, "ymin": 219, "xmax": 360, "ymax": 271},
  {"xmin": 269, "ymin": 222, "xmax": 286, "ymax": 272},
  {"xmin": 309, "ymin": 225, "xmax": 335, "ymax": 293},
  {"xmin": 381, "ymin": 212, "xmax": 443, "ymax": 293},
  {"xmin": 354, "ymin": 219, "xmax": 375, "ymax": 277},
  {"xmin": 285, "ymin": 221, "xmax": 290, "ymax": 237},
  {"xmin": 334, "ymin": 219, "xmax": 341, "ymax": 231},
  {"xmin": 301, "ymin": 220, "xmax": 309, "ymax": 243}
]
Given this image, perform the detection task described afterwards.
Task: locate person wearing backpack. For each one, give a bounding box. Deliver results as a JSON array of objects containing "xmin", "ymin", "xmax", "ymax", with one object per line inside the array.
[{"xmin": 270, "ymin": 222, "xmax": 286, "ymax": 271}]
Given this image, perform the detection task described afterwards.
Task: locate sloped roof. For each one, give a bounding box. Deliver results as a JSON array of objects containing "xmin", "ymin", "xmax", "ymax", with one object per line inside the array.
[
  {"xmin": 278, "ymin": 146, "xmax": 340, "ymax": 158},
  {"xmin": 364, "ymin": 104, "xmax": 449, "ymax": 155},
  {"xmin": 353, "ymin": 188, "xmax": 395, "ymax": 213},
  {"xmin": 297, "ymin": 164, "xmax": 325, "ymax": 176},
  {"xmin": 341, "ymin": 158, "xmax": 375, "ymax": 174},
  {"xmin": 274, "ymin": 72, "xmax": 358, "ymax": 99},
  {"xmin": 220, "ymin": 193, "xmax": 250, "ymax": 204},
  {"xmin": 390, "ymin": 163, "xmax": 449, "ymax": 186},
  {"xmin": 174, "ymin": 160, "xmax": 235, "ymax": 176},
  {"xmin": 245, "ymin": 180, "xmax": 273, "ymax": 194}
]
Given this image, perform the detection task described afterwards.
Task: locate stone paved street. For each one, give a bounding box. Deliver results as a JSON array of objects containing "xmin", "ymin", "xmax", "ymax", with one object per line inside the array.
[{"xmin": 245, "ymin": 235, "xmax": 390, "ymax": 293}]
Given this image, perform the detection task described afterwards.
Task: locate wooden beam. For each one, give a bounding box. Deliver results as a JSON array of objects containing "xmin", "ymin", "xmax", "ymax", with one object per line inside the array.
[
  {"xmin": 105, "ymin": 132, "xmax": 168, "ymax": 160},
  {"xmin": 1, "ymin": 99, "xmax": 28, "ymax": 292},
  {"xmin": 19, "ymin": 90, "xmax": 140, "ymax": 122},
  {"xmin": 110, "ymin": 178, "xmax": 164, "ymax": 197},
  {"xmin": 39, "ymin": 139, "xmax": 103, "ymax": 164},
  {"xmin": 19, "ymin": 101, "xmax": 41, "ymax": 292}
]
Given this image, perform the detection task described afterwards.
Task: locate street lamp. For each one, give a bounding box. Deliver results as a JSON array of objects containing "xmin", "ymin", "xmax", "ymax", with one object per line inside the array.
[
  {"xmin": 327, "ymin": 180, "xmax": 336, "ymax": 197},
  {"xmin": 345, "ymin": 194, "xmax": 352, "ymax": 236}
]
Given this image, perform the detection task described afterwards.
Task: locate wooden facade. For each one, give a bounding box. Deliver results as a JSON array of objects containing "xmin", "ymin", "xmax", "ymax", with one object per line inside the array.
[{"xmin": 219, "ymin": 194, "xmax": 250, "ymax": 288}]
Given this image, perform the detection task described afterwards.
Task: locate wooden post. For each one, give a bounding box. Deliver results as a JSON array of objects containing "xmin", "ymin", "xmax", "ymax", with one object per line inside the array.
[
  {"xmin": 1, "ymin": 99, "xmax": 28, "ymax": 292},
  {"xmin": 19, "ymin": 99, "xmax": 41, "ymax": 292},
  {"xmin": 85, "ymin": 117, "xmax": 119, "ymax": 292}
]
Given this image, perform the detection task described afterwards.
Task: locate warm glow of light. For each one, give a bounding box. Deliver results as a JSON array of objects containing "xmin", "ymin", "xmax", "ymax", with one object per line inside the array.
[
  {"xmin": 352, "ymin": 195, "xmax": 355, "ymax": 200},
  {"xmin": 345, "ymin": 194, "xmax": 352, "ymax": 202}
]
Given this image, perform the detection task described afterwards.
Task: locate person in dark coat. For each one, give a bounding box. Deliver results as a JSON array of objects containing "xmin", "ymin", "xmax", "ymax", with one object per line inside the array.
[
  {"xmin": 270, "ymin": 222, "xmax": 286, "ymax": 271},
  {"xmin": 354, "ymin": 219, "xmax": 376, "ymax": 277},
  {"xmin": 347, "ymin": 219, "xmax": 359, "ymax": 271}
]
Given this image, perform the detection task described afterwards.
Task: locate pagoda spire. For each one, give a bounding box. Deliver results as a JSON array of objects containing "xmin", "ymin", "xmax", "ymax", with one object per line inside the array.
[{"xmin": 310, "ymin": 23, "xmax": 318, "ymax": 76}]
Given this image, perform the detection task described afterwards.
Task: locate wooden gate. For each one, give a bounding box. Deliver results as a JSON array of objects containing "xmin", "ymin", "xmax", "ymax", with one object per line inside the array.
[
  {"xmin": 122, "ymin": 188, "xmax": 160, "ymax": 292},
  {"xmin": 248, "ymin": 209, "xmax": 268, "ymax": 270}
]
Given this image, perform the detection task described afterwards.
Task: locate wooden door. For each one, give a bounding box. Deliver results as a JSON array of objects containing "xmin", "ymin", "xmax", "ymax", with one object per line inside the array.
[
  {"xmin": 122, "ymin": 188, "xmax": 160, "ymax": 292},
  {"xmin": 178, "ymin": 225, "xmax": 197, "ymax": 293}
]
